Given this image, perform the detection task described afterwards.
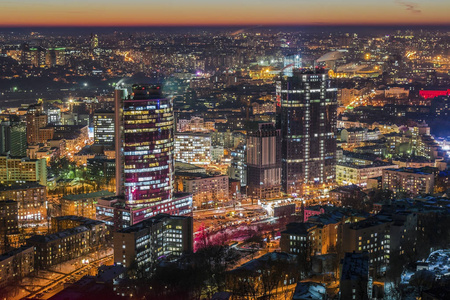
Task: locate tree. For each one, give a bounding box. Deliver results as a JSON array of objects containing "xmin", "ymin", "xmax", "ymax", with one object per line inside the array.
[
  {"xmin": 368, "ymin": 189, "xmax": 393, "ymax": 205},
  {"xmin": 123, "ymin": 245, "xmax": 241, "ymax": 300},
  {"xmin": 410, "ymin": 269, "xmax": 435, "ymax": 295}
]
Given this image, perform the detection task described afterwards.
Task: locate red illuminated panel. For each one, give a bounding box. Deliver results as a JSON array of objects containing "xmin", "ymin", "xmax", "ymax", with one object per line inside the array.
[{"xmin": 419, "ymin": 89, "xmax": 450, "ymax": 99}]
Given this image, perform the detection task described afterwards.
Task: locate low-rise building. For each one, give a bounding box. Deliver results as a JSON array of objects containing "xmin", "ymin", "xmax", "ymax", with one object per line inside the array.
[
  {"xmin": 113, "ymin": 214, "xmax": 193, "ymax": 269},
  {"xmin": 0, "ymin": 156, "xmax": 47, "ymax": 186},
  {"xmin": 0, "ymin": 182, "xmax": 47, "ymax": 227},
  {"xmin": 0, "ymin": 246, "xmax": 35, "ymax": 288},
  {"xmin": 227, "ymin": 252, "xmax": 297, "ymax": 298},
  {"xmin": 0, "ymin": 200, "xmax": 19, "ymax": 251},
  {"xmin": 175, "ymin": 172, "xmax": 229, "ymax": 208},
  {"xmin": 340, "ymin": 252, "xmax": 371, "ymax": 300},
  {"xmin": 96, "ymin": 193, "xmax": 193, "ymax": 230},
  {"xmin": 382, "ymin": 167, "xmax": 436, "ymax": 196},
  {"xmin": 392, "ymin": 157, "xmax": 435, "ymax": 169},
  {"xmin": 61, "ymin": 191, "xmax": 115, "ymax": 220},
  {"xmin": 340, "ymin": 128, "xmax": 380, "ymax": 144},
  {"xmin": 330, "ymin": 185, "xmax": 367, "ymax": 204},
  {"xmin": 27, "ymin": 216, "xmax": 107, "ymax": 269},
  {"xmin": 47, "ymin": 264, "xmax": 126, "ymax": 300},
  {"xmin": 174, "ymin": 133, "xmax": 211, "ymax": 165},
  {"xmin": 280, "ymin": 222, "xmax": 317, "ymax": 256},
  {"xmin": 337, "ymin": 162, "xmax": 397, "ymax": 187},
  {"xmin": 341, "ymin": 211, "xmax": 417, "ymax": 274},
  {"xmin": 292, "ymin": 282, "xmax": 326, "ymax": 300}
]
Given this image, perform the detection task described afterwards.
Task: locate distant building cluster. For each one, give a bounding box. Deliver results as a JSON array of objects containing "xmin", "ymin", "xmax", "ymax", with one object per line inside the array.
[{"xmin": 0, "ymin": 27, "xmax": 450, "ymax": 300}]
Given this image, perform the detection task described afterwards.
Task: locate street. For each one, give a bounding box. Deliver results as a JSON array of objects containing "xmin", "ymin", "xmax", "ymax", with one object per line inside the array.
[{"xmin": 0, "ymin": 248, "xmax": 113, "ymax": 300}]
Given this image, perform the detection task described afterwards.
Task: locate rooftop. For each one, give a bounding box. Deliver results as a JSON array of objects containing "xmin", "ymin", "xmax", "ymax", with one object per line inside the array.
[
  {"xmin": 341, "ymin": 252, "xmax": 369, "ymax": 281},
  {"xmin": 0, "ymin": 182, "xmax": 45, "ymax": 191},
  {"xmin": 292, "ymin": 282, "xmax": 326, "ymax": 300},
  {"xmin": 96, "ymin": 264, "xmax": 126, "ymax": 284},
  {"xmin": 281, "ymin": 222, "xmax": 316, "ymax": 235},
  {"xmin": 337, "ymin": 161, "xmax": 395, "ymax": 169},
  {"xmin": 117, "ymin": 213, "xmax": 190, "ymax": 233},
  {"xmin": 62, "ymin": 190, "xmax": 115, "ymax": 201},
  {"xmin": 53, "ymin": 215, "xmax": 104, "ymax": 226},
  {"xmin": 231, "ymin": 252, "xmax": 294, "ymax": 273},
  {"xmin": 385, "ymin": 166, "xmax": 437, "ymax": 175},
  {"xmin": 0, "ymin": 246, "xmax": 33, "ymax": 262},
  {"xmin": 27, "ymin": 225, "xmax": 90, "ymax": 244}
]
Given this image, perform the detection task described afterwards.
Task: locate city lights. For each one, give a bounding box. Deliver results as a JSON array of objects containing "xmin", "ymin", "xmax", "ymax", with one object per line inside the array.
[{"xmin": 0, "ymin": 8, "xmax": 449, "ymax": 300}]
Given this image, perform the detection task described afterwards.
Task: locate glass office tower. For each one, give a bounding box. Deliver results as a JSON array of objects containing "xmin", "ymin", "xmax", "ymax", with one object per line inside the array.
[
  {"xmin": 279, "ymin": 68, "xmax": 337, "ymax": 196},
  {"xmin": 121, "ymin": 84, "xmax": 174, "ymax": 207}
]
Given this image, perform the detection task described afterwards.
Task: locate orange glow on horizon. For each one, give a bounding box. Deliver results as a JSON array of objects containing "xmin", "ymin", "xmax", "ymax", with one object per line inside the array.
[{"xmin": 0, "ymin": 1, "xmax": 449, "ymax": 28}]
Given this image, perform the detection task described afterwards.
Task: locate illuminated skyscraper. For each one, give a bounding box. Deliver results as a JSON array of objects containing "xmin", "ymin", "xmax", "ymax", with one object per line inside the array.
[
  {"xmin": 115, "ymin": 88, "xmax": 127, "ymax": 196},
  {"xmin": 26, "ymin": 104, "xmax": 47, "ymax": 145},
  {"xmin": 90, "ymin": 33, "xmax": 99, "ymax": 50},
  {"xmin": 10, "ymin": 123, "xmax": 27, "ymax": 157},
  {"xmin": 278, "ymin": 68, "xmax": 337, "ymax": 196},
  {"xmin": 283, "ymin": 54, "xmax": 302, "ymax": 77},
  {"xmin": 119, "ymin": 84, "xmax": 174, "ymax": 208},
  {"xmin": 94, "ymin": 110, "xmax": 115, "ymax": 147},
  {"xmin": 246, "ymin": 122, "xmax": 281, "ymax": 200}
]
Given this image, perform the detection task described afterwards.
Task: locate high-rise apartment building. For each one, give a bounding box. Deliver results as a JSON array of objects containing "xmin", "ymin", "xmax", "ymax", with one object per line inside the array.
[
  {"xmin": 0, "ymin": 121, "xmax": 10, "ymax": 155},
  {"xmin": 247, "ymin": 122, "xmax": 282, "ymax": 200},
  {"xmin": 115, "ymin": 88, "xmax": 128, "ymax": 196},
  {"xmin": 278, "ymin": 68, "xmax": 337, "ymax": 196},
  {"xmin": 94, "ymin": 110, "xmax": 115, "ymax": 147},
  {"xmin": 229, "ymin": 143, "xmax": 247, "ymax": 187},
  {"xmin": 1, "ymin": 118, "xmax": 27, "ymax": 157},
  {"xmin": 26, "ymin": 104, "xmax": 48, "ymax": 145},
  {"xmin": 10, "ymin": 123, "xmax": 27, "ymax": 157}
]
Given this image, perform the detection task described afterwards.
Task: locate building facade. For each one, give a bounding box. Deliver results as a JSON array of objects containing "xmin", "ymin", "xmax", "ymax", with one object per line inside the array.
[
  {"xmin": 174, "ymin": 133, "xmax": 211, "ymax": 165},
  {"xmin": 0, "ymin": 156, "xmax": 47, "ymax": 186},
  {"xmin": 26, "ymin": 104, "xmax": 48, "ymax": 145},
  {"xmin": 0, "ymin": 200, "xmax": 19, "ymax": 252},
  {"xmin": 0, "ymin": 246, "xmax": 35, "ymax": 288},
  {"xmin": 0, "ymin": 183, "xmax": 47, "ymax": 227},
  {"xmin": 246, "ymin": 122, "xmax": 281, "ymax": 200},
  {"xmin": 278, "ymin": 68, "xmax": 337, "ymax": 196},
  {"xmin": 113, "ymin": 214, "xmax": 193, "ymax": 269},
  {"xmin": 175, "ymin": 172, "xmax": 229, "ymax": 208},
  {"xmin": 94, "ymin": 110, "xmax": 115, "ymax": 147},
  {"xmin": 117, "ymin": 85, "xmax": 174, "ymax": 210},
  {"xmin": 336, "ymin": 162, "xmax": 398, "ymax": 187},
  {"xmin": 382, "ymin": 167, "xmax": 436, "ymax": 196},
  {"xmin": 27, "ymin": 216, "xmax": 107, "ymax": 269}
]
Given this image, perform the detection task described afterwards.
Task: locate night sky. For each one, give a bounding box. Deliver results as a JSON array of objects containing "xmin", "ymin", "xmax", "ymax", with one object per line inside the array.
[{"xmin": 0, "ymin": 0, "xmax": 449, "ymax": 27}]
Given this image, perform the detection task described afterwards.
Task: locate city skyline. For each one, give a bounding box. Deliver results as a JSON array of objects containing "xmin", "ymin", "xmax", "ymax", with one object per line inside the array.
[
  {"xmin": 1, "ymin": 0, "xmax": 450, "ymax": 27},
  {"xmin": 0, "ymin": 7, "xmax": 450, "ymax": 297}
]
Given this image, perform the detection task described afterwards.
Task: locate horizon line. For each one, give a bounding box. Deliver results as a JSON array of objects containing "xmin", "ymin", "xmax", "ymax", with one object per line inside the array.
[{"xmin": 1, "ymin": 23, "xmax": 450, "ymax": 29}]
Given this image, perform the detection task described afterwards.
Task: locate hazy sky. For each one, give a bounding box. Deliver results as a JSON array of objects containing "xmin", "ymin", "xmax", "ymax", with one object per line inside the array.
[{"xmin": 0, "ymin": 0, "xmax": 449, "ymax": 26}]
